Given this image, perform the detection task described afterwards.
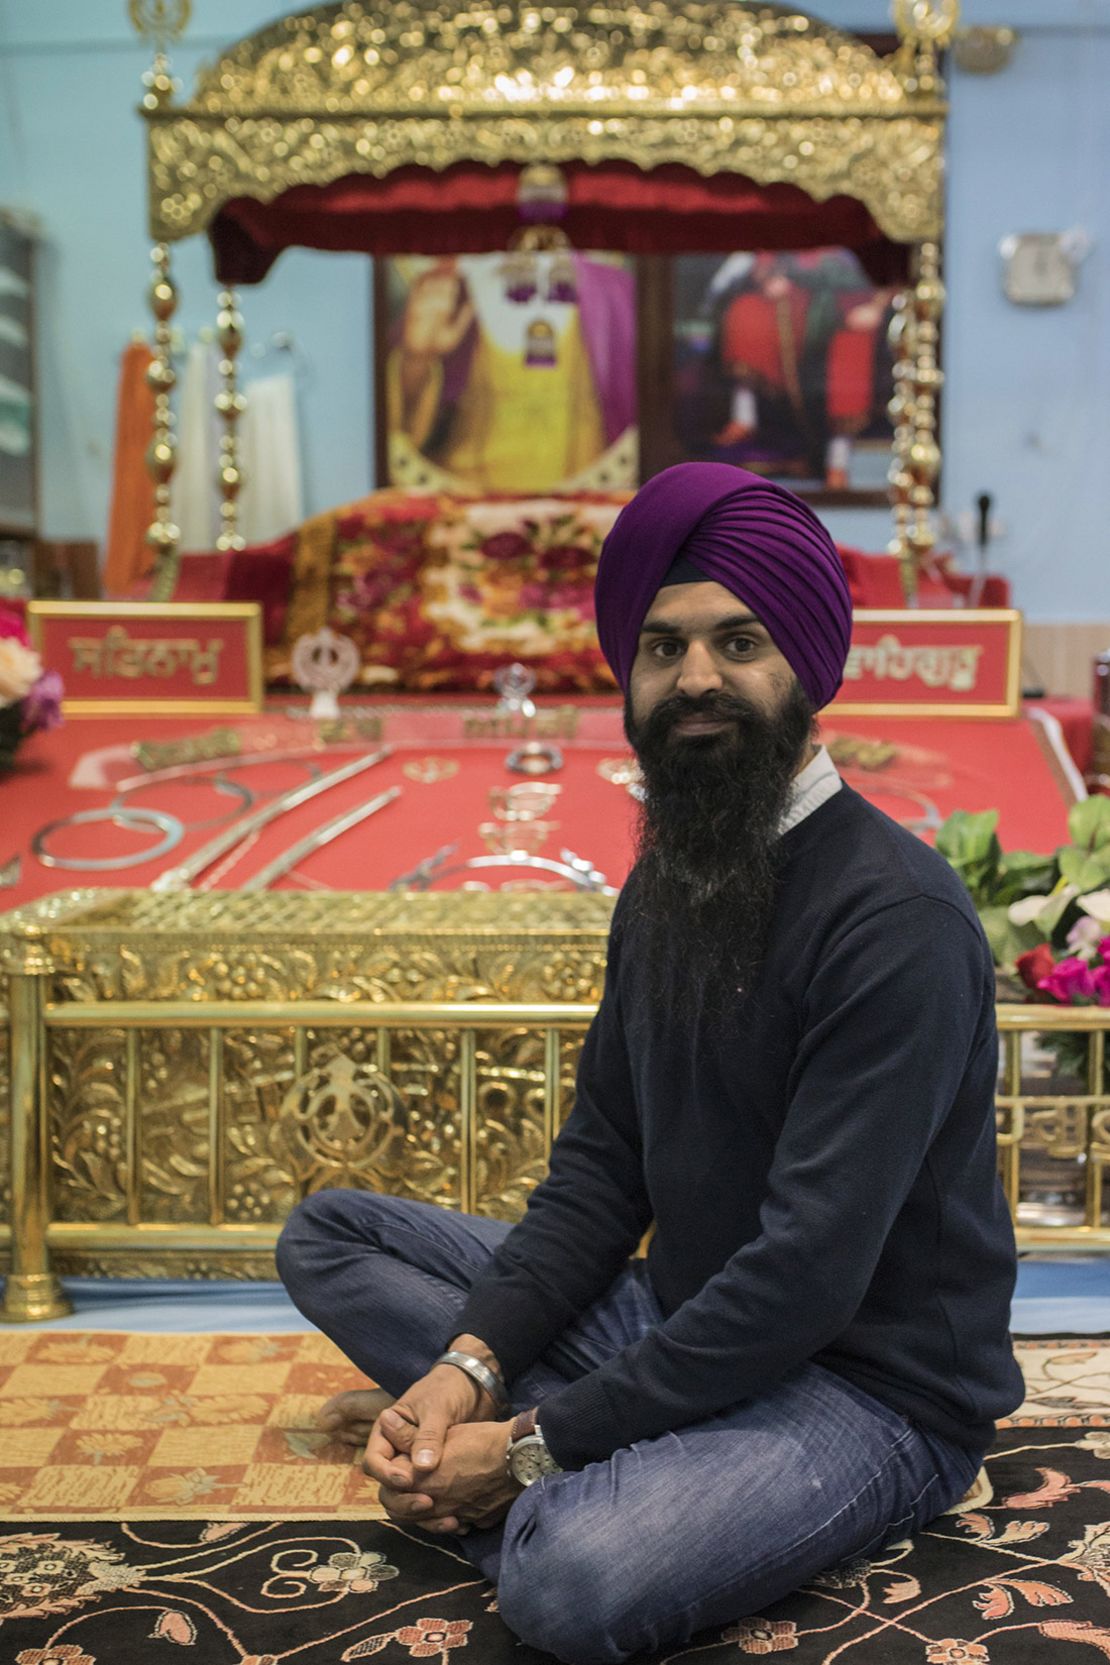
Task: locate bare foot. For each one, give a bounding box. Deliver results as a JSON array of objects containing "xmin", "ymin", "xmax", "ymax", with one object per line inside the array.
[{"xmin": 316, "ymin": 1387, "xmax": 397, "ymax": 1449}]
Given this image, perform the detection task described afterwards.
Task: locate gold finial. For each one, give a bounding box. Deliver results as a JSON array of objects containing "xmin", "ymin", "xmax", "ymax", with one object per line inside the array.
[
  {"xmin": 892, "ymin": 0, "xmax": 961, "ymax": 45},
  {"xmin": 892, "ymin": 0, "xmax": 959, "ymax": 97},
  {"xmin": 129, "ymin": 0, "xmax": 191, "ymax": 109},
  {"xmin": 128, "ymin": 0, "xmax": 191, "ymax": 51}
]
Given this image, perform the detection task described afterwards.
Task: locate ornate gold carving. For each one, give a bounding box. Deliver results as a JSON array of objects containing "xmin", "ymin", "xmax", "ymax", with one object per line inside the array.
[
  {"xmin": 2, "ymin": 890, "xmax": 612, "ymax": 1006},
  {"xmin": 143, "ymin": 4, "xmax": 945, "ymax": 245},
  {"xmin": 50, "ymin": 1029, "xmax": 129, "ymax": 1224},
  {"xmin": 50, "ymin": 1251, "xmax": 279, "ymax": 1282},
  {"xmin": 279, "ymin": 1049, "xmax": 437, "ymax": 1196},
  {"xmin": 0, "ymin": 1006, "xmax": 9, "ymax": 1222},
  {"xmin": 195, "ymin": 5, "xmax": 921, "ymax": 117}
]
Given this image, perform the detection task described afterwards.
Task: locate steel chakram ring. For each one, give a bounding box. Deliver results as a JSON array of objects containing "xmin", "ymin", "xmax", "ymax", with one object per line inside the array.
[
  {"xmin": 33, "ymin": 807, "xmax": 185, "ymax": 871},
  {"xmin": 111, "ymin": 773, "xmax": 255, "ymax": 830}
]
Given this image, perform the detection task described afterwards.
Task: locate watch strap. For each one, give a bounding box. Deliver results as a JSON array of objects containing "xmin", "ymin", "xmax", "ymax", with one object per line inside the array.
[{"xmin": 510, "ymin": 1406, "xmax": 539, "ymax": 1443}]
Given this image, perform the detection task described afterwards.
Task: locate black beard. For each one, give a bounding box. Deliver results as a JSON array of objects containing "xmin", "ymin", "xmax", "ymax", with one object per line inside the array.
[{"xmin": 623, "ymin": 679, "xmax": 815, "ymax": 1017}]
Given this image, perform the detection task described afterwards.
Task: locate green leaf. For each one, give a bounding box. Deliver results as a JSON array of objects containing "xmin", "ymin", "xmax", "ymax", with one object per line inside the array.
[
  {"xmin": 1069, "ymin": 796, "xmax": 1110, "ymax": 852},
  {"xmin": 993, "ymin": 851, "xmax": 1058, "ymax": 907},
  {"xmin": 1059, "ymin": 847, "xmax": 1110, "ymax": 892},
  {"xmin": 979, "ymin": 906, "xmax": 1041, "ymax": 971},
  {"xmin": 936, "ymin": 809, "xmax": 1000, "ymax": 865},
  {"xmin": 1033, "ymin": 885, "xmax": 1080, "ymax": 941}
]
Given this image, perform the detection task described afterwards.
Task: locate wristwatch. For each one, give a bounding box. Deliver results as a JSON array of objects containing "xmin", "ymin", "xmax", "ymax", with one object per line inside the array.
[{"xmin": 506, "ymin": 1407, "xmax": 562, "ymax": 1487}]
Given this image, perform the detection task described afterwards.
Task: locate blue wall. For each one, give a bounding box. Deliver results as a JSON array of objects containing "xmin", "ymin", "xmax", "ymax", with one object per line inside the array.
[{"xmin": 0, "ymin": 0, "xmax": 1106, "ymax": 620}]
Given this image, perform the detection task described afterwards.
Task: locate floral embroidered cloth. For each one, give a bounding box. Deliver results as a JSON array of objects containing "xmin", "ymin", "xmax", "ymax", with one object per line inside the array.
[{"xmin": 271, "ymin": 489, "xmax": 630, "ymax": 693}]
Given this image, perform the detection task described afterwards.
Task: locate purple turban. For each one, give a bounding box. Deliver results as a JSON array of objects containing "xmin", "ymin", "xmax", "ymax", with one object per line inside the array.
[{"xmin": 595, "ymin": 463, "xmax": 853, "ymax": 710}]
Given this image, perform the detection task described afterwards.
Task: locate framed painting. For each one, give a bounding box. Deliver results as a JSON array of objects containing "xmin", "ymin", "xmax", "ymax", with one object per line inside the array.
[
  {"xmin": 638, "ymin": 247, "xmax": 915, "ymax": 507},
  {"xmin": 374, "ymin": 252, "xmax": 638, "ymax": 496},
  {"xmin": 0, "ymin": 212, "xmax": 37, "ymax": 537}
]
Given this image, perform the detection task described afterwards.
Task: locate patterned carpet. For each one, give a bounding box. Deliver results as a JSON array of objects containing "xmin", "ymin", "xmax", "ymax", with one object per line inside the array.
[{"xmin": 2, "ymin": 1336, "xmax": 1110, "ymax": 1662}]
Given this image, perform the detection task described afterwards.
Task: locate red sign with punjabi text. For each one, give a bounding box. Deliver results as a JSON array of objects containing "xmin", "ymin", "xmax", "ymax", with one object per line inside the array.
[
  {"xmin": 829, "ymin": 610, "xmax": 1022, "ymax": 718},
  {"xmin": 27, "ymin": 602, "xmax": 263, "ymax": 715}
]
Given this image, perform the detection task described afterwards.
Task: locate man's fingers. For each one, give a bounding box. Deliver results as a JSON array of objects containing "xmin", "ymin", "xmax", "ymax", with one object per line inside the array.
[
  {"xmin": 412, "ymin": 1413, "xmax": 449, "ymax": 1473},
  {"xmin": 379, "ymin": 1406, "xmax": 418, "ymax": 1452},
  {"xmin": 363, "ymin": 1424, "xmax": 416, "ymax": 1488},
  {"xmin": 379, "ymin": 1483, "xmax": 437, "ymax": 1520}
]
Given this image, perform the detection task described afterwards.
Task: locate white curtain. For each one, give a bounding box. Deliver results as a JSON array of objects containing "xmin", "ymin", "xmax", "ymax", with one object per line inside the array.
[
  {"xmin": 169, "ymin": 340, "xmax": 221, "ymax": 554},
  {"xmin": 237, "ymin": 373, "xmax": 304, "ymax": 543}
]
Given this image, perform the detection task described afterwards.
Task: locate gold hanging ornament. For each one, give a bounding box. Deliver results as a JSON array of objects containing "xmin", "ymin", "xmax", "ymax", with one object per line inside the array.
[
  {"xmin": 215, "ymin": 289, "xmax": 246, "ymax": 551},
  {"xmin": 145, "ymin": 242, "xmax": 181, "ymax": 601}
]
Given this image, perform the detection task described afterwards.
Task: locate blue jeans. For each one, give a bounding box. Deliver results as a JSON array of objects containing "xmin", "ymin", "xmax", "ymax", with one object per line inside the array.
[{"xmin": 277, "ymin": 1191, "xmax": 982, "ymax": 1665}]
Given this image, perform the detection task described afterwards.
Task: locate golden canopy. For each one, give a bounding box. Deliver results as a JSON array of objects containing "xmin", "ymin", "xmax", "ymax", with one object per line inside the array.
[
  {"xmin": 134, "ymin": 0, "xmax": 957, "ymax": 593},
  {"xmin": 143, "ymin": 1, "xmax": 948, "ymax": 247}
]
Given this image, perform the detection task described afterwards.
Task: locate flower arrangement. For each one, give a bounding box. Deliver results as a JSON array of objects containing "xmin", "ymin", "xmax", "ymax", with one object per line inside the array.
[
  {"xmin": 936, "ymin": 798, "xmax": 1110, "ymax": 1085},
  {"xmin": 936, "ymin": 797, "xmax": 1110, "ymax": 979},
  {"xmin": 0, "ymin": 606, "xmax": 63, "ymax": 770}
]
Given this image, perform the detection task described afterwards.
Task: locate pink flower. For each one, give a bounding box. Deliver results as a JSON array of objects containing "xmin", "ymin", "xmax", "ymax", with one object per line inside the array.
[
  {"xmin": 0, "ymin": 607, "xmax": 30, "ymax": 645},
  {"xmin": 21, "ymin": 670, "xmax": 63, "ymax": 735},
  {"xmin": 1092, "ymin": 964, "xmax": 1110, "ymax": 1007},
  {"xmin": 1038, "ymin": 956, "xmax": 1096, "ymax": 1004},
  {"xmin": 1067, "ymin": 917, "xmax": 1104, "ymax": 958},
  {"xmin": 1100, "ymin": 937, "xmax": 1110, "ymax": 964}
]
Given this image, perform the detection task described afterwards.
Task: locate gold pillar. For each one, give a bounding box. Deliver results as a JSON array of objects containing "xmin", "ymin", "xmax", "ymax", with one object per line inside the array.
[
  {"xmin": 146, "ymin": 242, "xmax": 181, "ymax": 602},
  {"xmin": 1, "ymin": 929, "xmax": 71, "ymax": 1322},
  {"xmin": 215, "ymin": 290, "xmax": 246, "ymax": 552},
  {"xmin": 905, "ymin": 242, "xmax": 946, "ymax": 583}
]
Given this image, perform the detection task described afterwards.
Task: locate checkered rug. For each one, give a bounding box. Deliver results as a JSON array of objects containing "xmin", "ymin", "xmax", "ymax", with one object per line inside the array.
[{"xmin": 0, "ymin": 1329, "xmax": 384, "ymax": 1519}]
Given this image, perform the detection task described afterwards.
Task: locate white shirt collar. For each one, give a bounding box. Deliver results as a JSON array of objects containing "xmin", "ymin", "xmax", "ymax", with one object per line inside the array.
[{"xmin": 778, "ymin": 744, "xmax": 842, "ymax": 836}]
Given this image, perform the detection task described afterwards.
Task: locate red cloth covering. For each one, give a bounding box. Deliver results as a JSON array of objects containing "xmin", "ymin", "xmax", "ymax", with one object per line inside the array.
[
  {"xmin": 838, "ymin": 549, "xmax": 1011, "ymax": 611},
  {"xmin": 210, "ymin": 162, "xmax": 910, "ymax": 286}
]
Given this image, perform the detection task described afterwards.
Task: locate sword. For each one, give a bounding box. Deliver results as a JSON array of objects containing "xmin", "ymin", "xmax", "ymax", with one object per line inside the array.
[
  {"xmin": 239, "ymin": 786, "xmax": 402, "ymax": 892},
  {"xmin": 151, "ymin": 748, "xmax": 392, "ymax": 893}
]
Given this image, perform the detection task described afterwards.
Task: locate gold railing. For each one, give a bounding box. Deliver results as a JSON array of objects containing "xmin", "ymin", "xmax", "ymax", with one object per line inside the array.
[
  {"xmin": 996, "ymin": 1006, "xmax": 1110, "ymax": 1247},
  {"xmin": 3, "ymin": 889, "xmax": 1110, "ymax": 1321}
]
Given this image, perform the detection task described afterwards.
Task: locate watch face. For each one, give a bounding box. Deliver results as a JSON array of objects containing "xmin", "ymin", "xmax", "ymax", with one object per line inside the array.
[{"xmin": 509, "ymin": 1433, "xmax": 558, "ymax": 1486}]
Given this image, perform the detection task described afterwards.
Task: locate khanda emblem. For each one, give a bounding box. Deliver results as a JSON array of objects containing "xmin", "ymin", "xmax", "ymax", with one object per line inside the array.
[
  {"xmin": 128, "ymin": 0, "xmax": 192, "ymax": 46},
  {"xmin": 278, "ymin": 1053, "xmax": 413, "ymax": 1193}
]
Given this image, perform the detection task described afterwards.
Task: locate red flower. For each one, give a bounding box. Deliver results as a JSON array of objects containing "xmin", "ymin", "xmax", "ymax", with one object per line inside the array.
[
  {"xmin": 0, "ymin": 607, "xmax": 29, "ymax": 646},
  {"xmin": 481, "ymin": 532, "xmax": 529, "ymax": 561},
  {"xmin": 1016, "ymin": 944, "xmax": 1056, "ymax": 991},
  {"xmin": 544, "ymin": 543, "xmax": 591, "ymax": 571}
]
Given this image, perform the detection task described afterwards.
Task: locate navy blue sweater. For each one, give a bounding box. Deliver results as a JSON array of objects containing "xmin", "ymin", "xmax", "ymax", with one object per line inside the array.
[{"xmin": 457, "ymin": 785, "xmax": 1024, "ymax": 1469}]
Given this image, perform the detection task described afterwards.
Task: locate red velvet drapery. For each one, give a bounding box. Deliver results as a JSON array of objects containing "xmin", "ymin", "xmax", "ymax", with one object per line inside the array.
[{"xmin": 210, "ymin": 160, "xmax": 911, "ymax": 285}]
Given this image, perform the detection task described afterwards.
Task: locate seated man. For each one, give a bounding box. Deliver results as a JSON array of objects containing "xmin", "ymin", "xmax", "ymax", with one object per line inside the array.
[{"xmin": 277, "ymin": 462, "xmax": 1023, "ymax": 1665}]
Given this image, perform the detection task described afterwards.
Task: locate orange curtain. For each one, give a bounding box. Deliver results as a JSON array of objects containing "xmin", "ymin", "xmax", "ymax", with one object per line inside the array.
[{"xmin": 103, "ymin": 341, "xmax": 156, "ymax": 595}]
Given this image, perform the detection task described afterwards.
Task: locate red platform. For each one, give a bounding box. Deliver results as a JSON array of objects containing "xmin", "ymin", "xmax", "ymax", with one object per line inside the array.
[{"xmin": 0, "ymin": 699, "xmax": 1080, "ymax": 913}]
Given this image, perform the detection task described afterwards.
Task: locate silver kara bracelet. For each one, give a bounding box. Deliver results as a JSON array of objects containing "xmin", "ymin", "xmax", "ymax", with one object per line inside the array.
[{"xmin": 434, "ymin": 1349, "xmax": 510, "ymax": 1413}]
